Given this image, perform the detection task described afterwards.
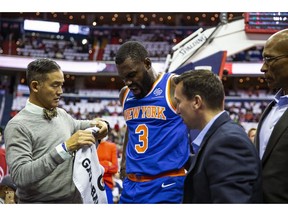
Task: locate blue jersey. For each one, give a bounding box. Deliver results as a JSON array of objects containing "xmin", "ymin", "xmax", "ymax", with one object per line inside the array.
[{"xmin": 122, "ymin": 72, "xmax": 190, "ymax": 176}]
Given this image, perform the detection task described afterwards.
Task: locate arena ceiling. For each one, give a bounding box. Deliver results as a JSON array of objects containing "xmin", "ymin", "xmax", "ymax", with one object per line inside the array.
[{"xmin": 0, "ymin": 12, "xmax": 244, "ymax": 27}]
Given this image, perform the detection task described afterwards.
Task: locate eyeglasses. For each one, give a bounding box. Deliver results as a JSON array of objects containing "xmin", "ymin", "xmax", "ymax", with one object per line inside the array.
[{"xmin": 263, "ymin": 54, "xmax": 288, "ymax": 65}]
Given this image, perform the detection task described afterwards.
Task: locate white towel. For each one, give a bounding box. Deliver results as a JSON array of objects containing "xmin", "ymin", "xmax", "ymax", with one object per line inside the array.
[{"xmin": 73, "ymin": 127, "xmax": 108, "ymax": 204}]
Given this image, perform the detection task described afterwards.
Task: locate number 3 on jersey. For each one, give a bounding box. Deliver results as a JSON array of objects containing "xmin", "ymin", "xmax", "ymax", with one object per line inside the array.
[{"xmin": 135, "ymin": 124, "xmax": 148, "ymax": 153}]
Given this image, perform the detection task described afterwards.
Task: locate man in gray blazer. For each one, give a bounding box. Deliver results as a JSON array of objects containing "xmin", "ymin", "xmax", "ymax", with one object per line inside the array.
[
  {"xmin": 255, "ymin": 28, "xmax": 288, "ymax": 203},
  {"xmin": 174, "ymin": 70, "xmax": 262, "ymax": 203}
]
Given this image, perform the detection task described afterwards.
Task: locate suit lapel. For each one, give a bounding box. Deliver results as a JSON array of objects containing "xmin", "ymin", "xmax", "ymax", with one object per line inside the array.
[
  {"xmin": 187, "ymin": 112, "xmax": 230, "ymax": 173},
  {"xmin": 262, "ymin": 107, "xmax": 288, "ymax": 163}
]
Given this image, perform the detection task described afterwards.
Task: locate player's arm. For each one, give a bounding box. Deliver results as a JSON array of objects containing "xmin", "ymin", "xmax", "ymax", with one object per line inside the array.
[
  {"xmin": 119, "ymin": 86, "xmax": 128, "ymax": 107},
  {"xmin": 120, "ymin": 129, "xmax": 128, "ymax": 180},
  {"xmin": 169, "ymin": 73, "xmax": 178, "ymax": 109},
  {"xmin": 119, "ymin": 86, "xmax": 128, "ymax": 180},
  {"xmin": 170, "ymin": 73, "xmax": 194, "ymax": 170}
]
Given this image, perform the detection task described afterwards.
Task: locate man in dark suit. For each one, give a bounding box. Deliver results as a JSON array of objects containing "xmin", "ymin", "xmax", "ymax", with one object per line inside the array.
[
  {"xmin": 255, "ymin": 29, "xmax": 288, "ymax": 203},
  {"xmin": 173, "ymin": 70, "xmax": 262, "ymax": 203}
]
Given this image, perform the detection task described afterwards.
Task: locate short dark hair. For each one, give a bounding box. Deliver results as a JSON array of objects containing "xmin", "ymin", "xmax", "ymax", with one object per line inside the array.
[
  {"xmin": 115, "ymin": 41, "xmax": 148, "ymax": 65},
  {"xmin": 174, "ymin": 70, "xmax": 225, "ymax": 109},
  {"xmin": 248, "ymin": 128, "xmax": 256, "ymax": 136},
  {"xmin": 26, "ymin": 58, "xmax": 61, "ymax": 86}
]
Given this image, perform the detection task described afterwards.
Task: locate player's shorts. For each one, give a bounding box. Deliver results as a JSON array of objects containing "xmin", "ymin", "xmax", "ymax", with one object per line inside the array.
[{"xmin": 119, "ymin": 175, "xmax": 185, "ymax": 203}]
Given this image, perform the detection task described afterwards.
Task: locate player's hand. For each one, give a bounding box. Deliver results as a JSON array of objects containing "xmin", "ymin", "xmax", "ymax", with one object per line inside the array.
[{"xmin": 120, "ymin": 167, "xmax": 127, "ymax": 180}]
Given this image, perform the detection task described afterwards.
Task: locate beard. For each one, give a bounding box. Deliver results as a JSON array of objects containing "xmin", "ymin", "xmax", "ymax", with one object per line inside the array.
[{"xmin": 134, "ymin": 70, "xmax": 155, "ymax": 99}]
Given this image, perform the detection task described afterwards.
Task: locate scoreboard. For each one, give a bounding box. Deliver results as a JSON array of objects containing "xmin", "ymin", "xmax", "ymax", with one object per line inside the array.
[{"xmin": 244, "ymin": 12, "xmax": 288, "ymax": 33}]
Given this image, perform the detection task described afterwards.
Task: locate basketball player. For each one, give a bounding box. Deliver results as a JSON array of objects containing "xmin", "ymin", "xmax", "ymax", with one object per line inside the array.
[{"xmin": 115, "ymin": 41, "xmax": 190, "ymax": 203}]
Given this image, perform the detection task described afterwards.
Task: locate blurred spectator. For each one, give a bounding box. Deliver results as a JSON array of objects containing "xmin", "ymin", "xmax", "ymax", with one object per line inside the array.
[
  {"xmin": 247, "ymin": 127, "xmax": 257, "ymax": 145},
  {"xmin": 114, "ymin": 120, "xmax": 120, "ymax": 132}
]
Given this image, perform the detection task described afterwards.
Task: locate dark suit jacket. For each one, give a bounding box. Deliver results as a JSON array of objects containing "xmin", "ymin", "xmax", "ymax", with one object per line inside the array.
[
  {"xmin": 255, "ymin": 99, "xmax": 288, "ymax": 203},
  {"xmin": 183, "ymin": 112, "xmax": 262, "ymax": 203}
]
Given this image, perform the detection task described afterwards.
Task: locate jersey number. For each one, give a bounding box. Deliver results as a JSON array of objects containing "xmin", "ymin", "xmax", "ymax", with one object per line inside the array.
[{"xmin": 135, "ymin": 124, "xmax": 148, "ymax": 153}]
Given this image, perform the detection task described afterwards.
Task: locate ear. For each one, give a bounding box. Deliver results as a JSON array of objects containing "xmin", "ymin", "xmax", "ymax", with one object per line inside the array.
[
  {"xmin": 30, "ymin": 81, "xmax": 40, "ymax": 93},
  {"xmin": 144, "ymin": 57, "xmax": 151, "ymax": 70},
  {"xmin": 192, "ymin": 95, "xmax": 202, "ymax": 109}
]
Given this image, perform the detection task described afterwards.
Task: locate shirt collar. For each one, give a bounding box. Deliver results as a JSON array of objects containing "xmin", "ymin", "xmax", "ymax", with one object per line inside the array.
[
  {"xmin": 26, "ymin": 99, "xmax": 44, "ymax": 115},
  {"xmin": 193, "ymin": 110, "xmax": 226, "ymax": 147},
  {"xmin": 274, "ymin": 89, "xmax": 288, "ymax": 107}
]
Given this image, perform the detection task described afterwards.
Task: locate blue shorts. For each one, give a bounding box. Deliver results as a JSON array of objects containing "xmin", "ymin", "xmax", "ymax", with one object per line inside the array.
[{"xmin": 119, "ymin": 175, "xmax": 185, "ymax": 203}]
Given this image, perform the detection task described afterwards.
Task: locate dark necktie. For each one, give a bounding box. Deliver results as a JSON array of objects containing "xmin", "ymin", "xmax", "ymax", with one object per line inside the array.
[{"xmin": 43, "ymin": 108, "xmax": 58, "ymax": 120}]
